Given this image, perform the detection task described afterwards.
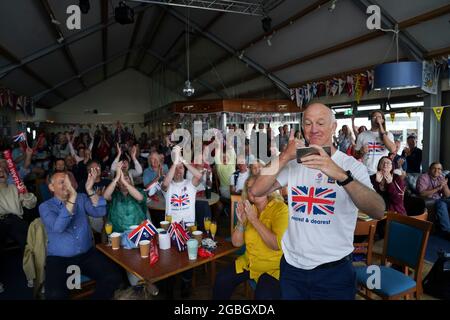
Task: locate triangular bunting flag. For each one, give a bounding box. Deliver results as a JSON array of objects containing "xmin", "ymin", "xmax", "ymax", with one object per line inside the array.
[
  {"xmin": 433, "ymin": 106, "xmax": 444, "ymax": 122},
  {"xmin": 390, "ymin": 112, "xmax": 396, "ymax": 123}
]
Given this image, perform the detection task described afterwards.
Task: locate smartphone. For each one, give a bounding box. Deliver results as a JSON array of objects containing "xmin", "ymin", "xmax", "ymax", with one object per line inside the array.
[{"xmin": 297, "ymin": 146, "xmax": 331, "ymax": 163}]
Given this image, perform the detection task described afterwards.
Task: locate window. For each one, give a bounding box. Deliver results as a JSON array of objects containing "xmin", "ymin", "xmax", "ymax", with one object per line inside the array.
[{"xmin": 357, "ymin": 104, "xmax": 381, "ymax": 111}]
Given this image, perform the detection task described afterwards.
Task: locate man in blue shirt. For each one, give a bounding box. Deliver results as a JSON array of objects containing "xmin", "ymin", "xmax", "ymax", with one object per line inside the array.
[{"xmin": 39, "ymin": 170, "xmax": 122, "ymax": 299}]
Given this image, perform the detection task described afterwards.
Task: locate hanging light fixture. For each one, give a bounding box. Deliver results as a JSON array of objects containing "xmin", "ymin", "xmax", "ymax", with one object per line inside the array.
[
  {"xmin": 374, "ymin": 25, "xmax": 422, "ymax": 90},
  {"xmin": 183, "ymin": 8, "xmax": 195, "ymax": 97}
]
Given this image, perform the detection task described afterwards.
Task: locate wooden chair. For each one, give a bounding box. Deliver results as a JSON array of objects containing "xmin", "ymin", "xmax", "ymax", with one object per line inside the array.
[
  {"xmin": 353, "ymin": 219, "xmax": 378, "ymax": 266},
  {"xmin": 355, "ymin": 213, "xmax": 432, "ymax": 300}
]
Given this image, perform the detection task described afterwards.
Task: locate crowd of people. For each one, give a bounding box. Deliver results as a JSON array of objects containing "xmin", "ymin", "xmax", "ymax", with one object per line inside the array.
[{"xmin": 0, "ymin": 104, "xmax": 449, "ymax": 300}]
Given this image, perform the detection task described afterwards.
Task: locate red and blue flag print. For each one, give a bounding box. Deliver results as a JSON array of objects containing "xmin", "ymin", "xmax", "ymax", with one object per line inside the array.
[
  {"xmin": 170, "ymin": 193, "xmax": 190, "ymax": 207},
  {"xmin": 291, "ymin": 186, "xmax": 336, "ymax": 215},
  {"xmin": 128, "ymin": 219, "xmax": 158, "ymax": 245},
  {"xmin": 367, "ymin": 142, "xmax": 385, "ymax": 153}
]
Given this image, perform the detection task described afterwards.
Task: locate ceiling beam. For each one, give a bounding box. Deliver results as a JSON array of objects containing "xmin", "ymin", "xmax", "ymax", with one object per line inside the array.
[
  {"xmin": 269, "ymin": 31, "xmax": 383, "ymax": 73},
  {"xmin": 38, "ymin": 0, "xmax": 87, "ymax": 89},
  {"xmin": 144, "ymin": 49, "xmax": 223, "ymax": 98},
  {"xmin": 101, "ymin": 0, "xmax": 109, "ymax": 79},
  {"xmin": 166, "ymin": 7, "xmax": 289, "ymax": 96},
  {"xmin": 238, "ymin": 86, "xmax": 285, "ymax": 99},
  {"xmin": 189, "ymin": 0, "xmax": 328, "ymax": 82},
  {"xmin": 425, "ymin": 46, "xmax": 450, "ymax": 59},
  {"xmin": 289, "ymin": 58, "xmax": 408, "ymax": 88},
  {"xmin": 149, "ymin": 12, "xmax": 223, "ymax": 78},
  {"xmin": 32, "ymin": 49, "xmax": 137, "ymax": 101},
  {"xmin": 0, "ymin": 44, "xmax": 66, "ymax": 100},
  {"xmin": 353, "ymin": 0, "xmax": 432, "ymax": 61},
  {"xmin": 267, "ymin": 3, "xmax": 450, "ymax": 74},
  {"xmin": 0, "ymin": 4, "xmax": 151, "ymax": 78},
  {"xmin": 147, "ymin": 30, "xmax": 186, "ymax": 77},
  {"xmin": 135, "ymin": 8, "xmax": 167, "ymax": 69},
  {"xmin": 123, "ymin": 8, "xmax": 146, "ymax": 71},
  {"xmin": 196, "ymin": 72, "xmax": 263, "ymax": 98}
]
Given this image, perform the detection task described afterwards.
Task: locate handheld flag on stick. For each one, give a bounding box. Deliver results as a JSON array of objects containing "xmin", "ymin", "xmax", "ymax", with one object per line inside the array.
[
  {"xmin": 2, "ymin": 150, "xmax": 27, "ymax": 194},
  {"xmin": 128, "ymin": 220, "xmax": 158, "ymax": 246}
]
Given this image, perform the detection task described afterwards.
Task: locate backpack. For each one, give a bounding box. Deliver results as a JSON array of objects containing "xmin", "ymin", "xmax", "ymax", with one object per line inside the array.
[{"xmin": 422, "ymin": 250, "xmax": 450, "ymax": 299}]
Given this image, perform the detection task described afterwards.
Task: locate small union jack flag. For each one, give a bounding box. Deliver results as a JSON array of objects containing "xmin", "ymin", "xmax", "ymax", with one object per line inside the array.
[
  {"xmin": 291, "ymin": 186, "xmax": 336, "ymax": 215},
  {"xmin": 13, "ymin": 132, "xmax": 27, "ymax": 143},
  {"xmin": 170, "ymin": 193, "xmax": 190, "ymax": 207},
  {"xmin": 367, "ymin": 142, "xmax": 385, "ymax": 153},
  {"xmin": 128, "ymin": 219, "xmax": 158, "ymax": 246}
]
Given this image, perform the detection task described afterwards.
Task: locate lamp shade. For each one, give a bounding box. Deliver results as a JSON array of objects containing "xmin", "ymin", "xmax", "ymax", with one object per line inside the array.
[{"xmin": 374, "ymin": 61, "xmax": 422, "ymax": 90}]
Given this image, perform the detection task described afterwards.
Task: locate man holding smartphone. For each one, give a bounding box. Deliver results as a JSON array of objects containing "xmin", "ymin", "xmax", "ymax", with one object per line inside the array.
[{"xmin": 251, "ymin": 103, "xmax": 385, "ymax": 300}]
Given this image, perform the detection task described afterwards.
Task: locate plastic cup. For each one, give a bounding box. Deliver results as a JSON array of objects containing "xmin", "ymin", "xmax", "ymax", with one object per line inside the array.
[
  {"xmin": 158, "ymin": 232, "xmax": 171, "ymax": 250},
  {"xmin": 187, "ymin": 239, "xmax": 198, "ymax": 260},
  {"xmin": 111, "ymin": 232, "xmax": 121, "ymax": 250},
  {"xmin": 160, "ymin": 221, "xmax": 170, "ymax": 231},
  {"xmin": 156, "ymin": 228, "xmax": 165, "ymax": 234},
  {"xmin": 192, "ymin": 230, "xmax": 203, "ymax": 244},
  {"xmin": 186, "ymin": 223, "xmax": 194, "ymax": 232},
  {"xmin": 139, "ymin": 240, "xmax": 150, "ymax": 258}
]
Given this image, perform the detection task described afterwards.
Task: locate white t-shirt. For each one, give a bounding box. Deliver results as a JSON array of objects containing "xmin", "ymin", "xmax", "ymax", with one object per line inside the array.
[
  {"xmin": 229, "ymin": 170, "xmax": 250, "ymax": 193},
  {"xmin": 355, "ymin": 130, "xmax": 394, "ymax": 175},
  {"xmin": 186, "ymin": 170, "xmax": 206, "ymax": 191},
  {"xmin": 276, "ymin": 151, "xmax": 373, "ymax": 270},
  {"xmin": 162, "ymin": 180, "xmax": 197, "ymax": 224}
]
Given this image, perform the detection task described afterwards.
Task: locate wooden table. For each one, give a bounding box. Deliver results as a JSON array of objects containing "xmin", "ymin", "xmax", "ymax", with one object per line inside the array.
[
  {"xmin": 96, "ymin": 236, "xmax": 239, "ymax": 284},
  {"xmin": 147, "ymin": 191, "xmax": 220, "ymax": 211}
]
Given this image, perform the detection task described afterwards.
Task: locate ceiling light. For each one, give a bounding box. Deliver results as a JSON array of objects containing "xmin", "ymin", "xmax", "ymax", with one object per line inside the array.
[
  {"xmin": 79, "ymin": 0, "xmax": 90, "ymax": 14},
  {"xmin": 115, "ymin": 1, "xmax": 135, "ymax": 25},
  {"xmin": 328, "ymin": 0, "xmax": 337, "ymax": 12},
  {"xmin": 262, "ymin": 16, "xmax": 272, "ymax": 33},
  {"xmin": 183, "ymin": 80, "xmax": 195, "ymax": 97},
  {"xmin": 374, "ymin": 61, "xmax": 422, "ymax": 90}
]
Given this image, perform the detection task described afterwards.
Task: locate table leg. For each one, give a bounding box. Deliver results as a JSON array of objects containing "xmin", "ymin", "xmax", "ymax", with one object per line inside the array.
[{"xmin": 210, "ymin": 261, "xmax": 216, "ymax": 286}]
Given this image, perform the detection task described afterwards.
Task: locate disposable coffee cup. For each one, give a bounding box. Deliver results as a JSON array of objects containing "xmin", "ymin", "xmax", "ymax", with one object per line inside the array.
[
  {"xmin": 185, "ymin": 223, "xmax": 194, "ymax": 232},
  {"xmin": 187, "ymin": 239, "xmax": 198, "ymax": 260},
  {"xmin": 192, "ymin": 230, "xmax": 203, "ymax": 244},
  {"xmin": 160, "ymin": 221, "xmax": 170, "ymax": 231},
  {"xmin": 139, "ymin": 240, "xmax": 150, "ymax": 258},
  {"xmin": 111, "ymin": 232, "xmax": 121, "ymax": 250}
]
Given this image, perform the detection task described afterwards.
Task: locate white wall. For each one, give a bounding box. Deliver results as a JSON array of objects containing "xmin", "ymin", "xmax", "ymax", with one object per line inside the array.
[{"xmin": 17, "ymin": 69, "xmax": 183, "ymax": 124}]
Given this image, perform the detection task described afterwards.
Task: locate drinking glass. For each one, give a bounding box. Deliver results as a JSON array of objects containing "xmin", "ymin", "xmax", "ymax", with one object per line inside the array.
[
  {"xmin": 105, "ymin": 222, "xmax": 113, "ymax": 246},
  {"xmin": 204, "ymin": 217, "xmax": 211, "ymax": 237},
  {"xmin": 210, "ymin": 220, "xmax": 217, "ymax": 240}
]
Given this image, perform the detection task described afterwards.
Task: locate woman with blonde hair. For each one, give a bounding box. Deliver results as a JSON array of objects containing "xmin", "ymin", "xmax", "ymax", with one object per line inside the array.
[{"xmin": 212, "ymin": 175, "xmax": 288, "ymax": 300}]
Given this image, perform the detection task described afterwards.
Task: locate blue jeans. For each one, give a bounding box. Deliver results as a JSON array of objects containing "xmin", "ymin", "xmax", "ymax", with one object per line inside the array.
[
  {"xmin": 435, "ymin": 198, "xmax": 450, "ymax": 232},
  {"xmin": 280, "ymin": 255, "xmax": 356, "ymax": 300}
]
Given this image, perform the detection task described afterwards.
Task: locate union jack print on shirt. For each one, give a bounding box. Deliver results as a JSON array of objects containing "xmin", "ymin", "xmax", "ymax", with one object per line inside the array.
[
  {"xmin": 170, "ymin": 193, "xmax": 190, "ymax": 207},
  {"xmin": 367, "ymin": 141, "xmax": 385, "ymax": 153},
  {"xmin": 291, "ymin": 186, "xmax": 336, "ymax": 215}
]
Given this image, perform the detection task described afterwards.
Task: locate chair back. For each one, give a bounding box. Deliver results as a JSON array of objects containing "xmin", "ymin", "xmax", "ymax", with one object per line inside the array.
[
  {"xmin": 230, "ymin": 195, "xmax": 242, "ymax": 237},
  {"xmin": 353, "ymin": 219, "xmax": 378, "ymax": 265},
  {"xmin": 382, "ymin": 213, "xmax": 432, "ymax": 283}
]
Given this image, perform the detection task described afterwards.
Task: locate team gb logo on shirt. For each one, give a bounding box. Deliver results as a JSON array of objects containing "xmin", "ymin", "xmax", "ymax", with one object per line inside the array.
[{"xmin": 291, "ymin": 186, "xmax": 336, "ymax": 215}]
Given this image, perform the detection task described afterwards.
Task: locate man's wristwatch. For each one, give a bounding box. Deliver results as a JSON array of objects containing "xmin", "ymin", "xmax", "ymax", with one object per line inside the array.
[{"xmin": 337, "ymin": 170, "xmax": 354, "ymax": 187}]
